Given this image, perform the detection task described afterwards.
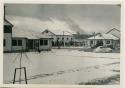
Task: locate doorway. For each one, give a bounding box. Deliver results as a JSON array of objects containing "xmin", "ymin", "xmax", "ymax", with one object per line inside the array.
[
  {"xmin": 28, "ymin": 40, "xmax": 34, "ymax": 49},
  {"xmin": 96, "ymin": 40, "xmax": 103, "ymax": 47}
]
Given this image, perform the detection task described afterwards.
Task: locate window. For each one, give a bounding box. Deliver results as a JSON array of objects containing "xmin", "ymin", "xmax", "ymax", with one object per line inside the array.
[
  {"xmin": 12, "ymin": 39, "xmax": 23, "ymax": 46},
  {"xmin": 57, "ymin": 38, "xmax": 59, "ymax": 40},
  {"xmin": 40, "ymin": 40, "xmax": 43, "ymax": 45},
  {"xmin": 4, "ymin": 26, "xmax": 12, "ymax": 33},
  {"xmin": 40, "ymin": 40, "xmax": 48, "ymax": 46},
  {"xmin": 90, "ymin": 40, "xmax": 93, "ymax": 44},
  {"xmin": 106, "ymin": 40, "xmax": 110, "ymax": 44},
  {"xmin": 4, "ymin": 39, "xmax": 6, "ymax": 46},
  {"xmin": 18, "ymin": 40, "xmax": 22, "ymax": 46},
  {"xmin": 44, "ymin": 40, "xmax": 48, "ymax": 45},
  {"xmin": 12, "ymin": 40, "xmax": 17, "ymax": 46}
]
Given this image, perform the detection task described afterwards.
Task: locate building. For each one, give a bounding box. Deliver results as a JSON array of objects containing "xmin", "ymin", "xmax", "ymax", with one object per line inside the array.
[
  {"xmin": 106, "ymin": 28, "xmax": 120, "ymax": 38},
  {"xmin": 11, "ymin": 30, "xmax": 53, "ymax": 52},
  {"xmin": 87, "ymin": 33, "xmax": 119, "ymax": 49},
  {"xmin": 42, "ymin": 29, "xmax": 75, "ymax": 47},
  {"xmin": 4, "ymin": 19, "xmax": 52, "ymax": 52},
  {"xmin": 73, "ymin": 33, "xmax": 92, "ymax": 47},
  {"xmin": 4, "ymin": 19, "xmax": 13, "ymax": 52},
  {"xmin": 11, "ymin": 37, "xmax": 27, "ymax": 51},
  {"xmin": 106, "ymin": 28, "xmax": 120, "ymax": 48}
]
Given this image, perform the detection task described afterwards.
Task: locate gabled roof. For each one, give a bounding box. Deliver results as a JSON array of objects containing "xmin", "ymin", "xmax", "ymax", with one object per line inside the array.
[
  {"xmin": 4, "ymin": 19, "xmax": 13, "ymax": 27},
  {"xmin": 54, "ymin": 31, "xmax": 73, "ymax": 35},
  {"xmin": 106, "ymin": 28, "xmax": 120, "ymax": 38},
  {"xmin": 42, "ymin": 29, "xmax": 56, "ymax": 36},
  {"xmin": 42, "ymin": 29, "xmax": 75, "ymax": 36},
  {"xmin": 88, "ymin": 33, "xmax": 119, "ymax": 40}
]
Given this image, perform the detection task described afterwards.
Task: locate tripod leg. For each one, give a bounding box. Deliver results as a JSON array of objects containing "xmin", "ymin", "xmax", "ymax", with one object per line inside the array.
[
  {"xmin": 24, "ymin": 67, "xmax": 27, "ymax": 84},
  {"xmin": 13, "ymin": 68, "xmax": 17, "ymax": 84},
  {"xmin": 24, "ymin": 53, "xmax": 32, "ymax": 64},
  {"xmin": 12, "ymin": 53, "xmax": 20, "ymax": 63}
]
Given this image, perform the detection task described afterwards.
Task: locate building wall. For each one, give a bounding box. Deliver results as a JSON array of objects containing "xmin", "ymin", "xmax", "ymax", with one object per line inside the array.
[
  {"xmin": 12, "ymin": 38, "xmax": 27, "ymax": 51},
  {"xmin": 39, "ymin": 39, "xmax": 52, "ymax": 50},
  {"xmin": 45, "ymin": 34, "xmax": 74, "ymax": 43},
  {"xmin": 12, "ymin": 38, "xmax": 52, "ymax": 51},
  {"xmin": 52, "ymin": 35, "xmax": 74, "ymax": 46},
  {"xmin": 74, "ymin": 39, "xmax": 88, "ymax": 47},
  {"xmin": 42, "ymin": 30, "xmax": 74, "ymax": 46},
  {"xmin": 4, "ymin": 33, "xmax": 12, "ymax": 52},
  {"xmin": 55, "ymin": 35, "xmax": 74, "ymax": 42},
  {"xmin": 87, "ymin": 39, "xmax": 114, "ymax": 47},
  {"xmin": 112, "ymin": 40, "xmax": 120, "ymax": 48}
]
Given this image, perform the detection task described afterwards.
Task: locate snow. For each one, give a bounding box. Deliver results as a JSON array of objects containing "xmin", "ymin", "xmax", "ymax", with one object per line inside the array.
[
  {"xmin": 3, "ymin": 49, "xmax": 120, "ymax": 84},
  {"xmin": 46, "ymin": 30, "xmax": 75, "ymax": 35},
  {"xmin": 88, "ymin": 33, "xmax": 119, "ymax": 40},
  {"xmin": 12, "ymin": 26, "xmax": 52, "ymax": 39}
]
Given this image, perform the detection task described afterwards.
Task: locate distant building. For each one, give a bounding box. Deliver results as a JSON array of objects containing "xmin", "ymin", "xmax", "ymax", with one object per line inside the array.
[
  {"xmin": 106, "ymin": 28, "xmax": 120, "ymax": 39},
  {"xmin": 73, "ymin": 33, "xmax": 92, "ymax": 47},
  {"xmin": 42, "ymin": 29, "xmax": 75, "ymax": 47},
  {"xmin": 87, "ymin": 33, "xmax": 120, "ymax": 48},
  {"xmin": 106, "ymin": 28, "xmax": 120, "ymax": 48}
]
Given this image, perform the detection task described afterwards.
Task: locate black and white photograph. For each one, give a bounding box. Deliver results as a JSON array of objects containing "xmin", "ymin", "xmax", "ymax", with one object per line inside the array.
[{"xmin": 3, "ymin": 4, "xmax": 120, "ymax": 84}]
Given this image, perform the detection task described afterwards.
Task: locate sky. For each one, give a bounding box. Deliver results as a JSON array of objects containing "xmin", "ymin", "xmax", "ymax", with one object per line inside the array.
[{"xmin": 5, "ymin": 4, "xmax": 121, "ymax": 34}]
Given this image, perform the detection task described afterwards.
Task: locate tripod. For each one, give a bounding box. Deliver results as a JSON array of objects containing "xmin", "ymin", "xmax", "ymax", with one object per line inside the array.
[{"xmin": 13, "ymin": 48, "xmax": 30, "ymax": 84}]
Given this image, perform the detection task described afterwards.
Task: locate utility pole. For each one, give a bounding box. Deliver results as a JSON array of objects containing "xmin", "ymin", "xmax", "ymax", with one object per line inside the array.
[
  {"xmin": 4, "ymin": 5, "xmax": 5, "ymax": 19},
  {"xmin": 93, "ymin": 32, "xmax": 96, "ymax": 48},
  {"xmin": 63, "ymin": 31, "xmax": 65, "ymax": 47}
]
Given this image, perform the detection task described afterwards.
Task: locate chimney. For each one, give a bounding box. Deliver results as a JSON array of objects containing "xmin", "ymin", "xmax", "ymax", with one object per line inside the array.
[{"xmin": 4, "ymin": 5, "xmax": 5, "ymax": 19}]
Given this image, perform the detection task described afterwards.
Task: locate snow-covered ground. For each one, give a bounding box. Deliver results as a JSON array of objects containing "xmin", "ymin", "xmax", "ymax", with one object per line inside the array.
[{"xmin": 3, "ymin": 49, "xmax": 120, "ymax": 85}]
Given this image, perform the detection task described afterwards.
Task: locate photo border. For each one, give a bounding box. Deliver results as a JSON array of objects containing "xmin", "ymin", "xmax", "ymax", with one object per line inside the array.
[{"xmin": 0, "ymin": 0, "xmax": 124, "ymax": 88}]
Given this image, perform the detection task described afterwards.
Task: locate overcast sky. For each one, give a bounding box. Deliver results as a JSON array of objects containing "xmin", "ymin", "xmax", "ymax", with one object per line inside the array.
[{"xmin": 5, "ymin": 4, "xmax": 121, "ymax": 34}]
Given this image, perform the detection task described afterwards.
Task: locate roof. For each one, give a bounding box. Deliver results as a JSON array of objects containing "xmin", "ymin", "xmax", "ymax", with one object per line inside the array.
[
  {"xmin": 55, "ymin": 31, "xmax": 74, "ymax": 35},
  {"xmin": 106, "ymin": 28, "xmax": 120, "ymax": 38},
  {"xmin": 42, "ymin": 29, "xmax": 56, "ymax": 36},
  {"xmin": 12, "ymin": 29, "xmax": 52, "ymax": 39},
  {"xmin": 4, "ymin": 19, "xmax": 13, "ymax": 27},
  {"xmin": 42, "ymin": 29, "xmax": 75, "ymax": 36},
  {"xmin": 88, "ymin": 33, "xmax": 119, "ymax": 40}
]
